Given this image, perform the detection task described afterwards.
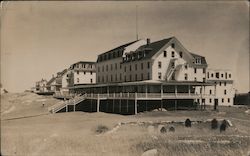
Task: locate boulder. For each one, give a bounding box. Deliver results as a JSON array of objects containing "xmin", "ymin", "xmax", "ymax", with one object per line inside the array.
[{"xmin": 141, "ymin": 149, "xmax": 158, "ymax": 156}]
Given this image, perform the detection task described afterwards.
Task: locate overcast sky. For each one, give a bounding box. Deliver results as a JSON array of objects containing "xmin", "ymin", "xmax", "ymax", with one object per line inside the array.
[{"xmin": 1, "ymin": 1, "xmax": 249, "ymax": 93}]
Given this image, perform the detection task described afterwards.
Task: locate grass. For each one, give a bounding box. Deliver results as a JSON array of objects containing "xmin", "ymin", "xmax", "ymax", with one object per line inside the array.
[{"xmin": 1, "ymin": 93, "xmax": 250, "ymax": 156}]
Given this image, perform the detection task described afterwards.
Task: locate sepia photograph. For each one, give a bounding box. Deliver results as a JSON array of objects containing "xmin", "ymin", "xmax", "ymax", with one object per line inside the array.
[{"xmin": 1, "ymin": 1, "xmax": 250, "ymax": 156}]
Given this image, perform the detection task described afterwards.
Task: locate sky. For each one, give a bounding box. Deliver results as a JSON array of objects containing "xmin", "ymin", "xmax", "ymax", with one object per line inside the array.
[{"xmin": 1, "ymin": 1, "xmax": 249, "ymax": 93}]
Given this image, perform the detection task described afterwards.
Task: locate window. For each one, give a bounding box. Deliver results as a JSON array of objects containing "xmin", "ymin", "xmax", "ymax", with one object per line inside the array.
[
  {"xmin": 224, "ymin": 90, "xmax": 227, "ymax": 95},
  {"xmin": 111, "ymin": 75, "xmax": 113, "ymax": 82},
  {"xmin": 222, "ymin": 98, "xmax": 224, "ymax": 103},
  {"xmin": 84, "ymin": 64, "xmax": 86, "ymax": 68},
  {"xmin": 211, "ymin": 73, "xmax": 214, "ymax": 78},
  {"xmin": 135, "ymin": 64, "xmax": 137, "ymax": 70},
  {"xmin": 225, "ymin": 72, "xmax": 227, "ymax": 79},
  {"xmin": 135, "ymin": 74, "xmax": 137, "ymax": 81},
  {"xmin": 130, "ymin": 65, "xmax": 132, "ymax": 71},
  {"xmin": 195, "ymin": 58, "xmax": 201, "ymax": 64},
  {"xmin": 84, "ymin": 71, "xmax": 86, "ymax": 75},
  {"xmin": 158, "ymin": 61, "xmax": 162, "ymax": 68},
  {"xmin": 164, "ymin": 51, "xmax": 167, "ymax": 57},
  {"xmin": 106, "ymin": 65, "xmax": 108, "ymax": 71},
  {"xmin": 171, "ymin": 62, "xmax": 175, "ymax": 68},
  {"xmin": 171, "ymin": 73, "xmax": 175, "ymax": 80},
  {"xmin": 194, "ymin": 77, "xmax": 197, "ymax": 81},
  {"xmin": 102, "ymin": 76, "xmax": 104, "ymax": 82},
  {"xmin": 106, "ymin": 75, "xmax": 108, "ymax": 82},
  {"xmin": 207, "ymin": 72, "xmax": 209, "ymax": 78},
  {"xmin": 115, "ymin": 74, "xmax": 117, "ymax": 81},
  {"xmin": 216, "ymin": 72, "xmax": 219, "ymax": 78},
  {"xmin": 203, "ymin": 68, "xmax": 206, "ymax": 74},
  {"xmin": 120, "ymin": 63, "xmax": 122, "ymax": 69},
  {"xmin": 184, "ymin": 73, "xmax": 188, "ymax": 80},
  {"xmin": 171, "ymin": 43, "xmax": 175, "ymax": 48},
  {"xmin": 203, "ymin": 78, "xmax": 205, "ymax": 82},
  {"xmin": 209, "ymin": 99, "xmax": 212, "ymax": 103},
  {"xmin": 221, "ymin": 73, "xmax": 223, "ymax": 78},
  {"xmin": 141, "ymin": 73, "xmax": 144, "ymax": 80},
  {"xmin": 179, "ymin": 52, "xmax": 183, "ymax": 58},
  {"xmin": 77, "ymin": 71, "xmax": 79, "ymax": 74},
  {"xmin": 98, "ymin": 67, "xmax": 100, "ymax": 72},
  {"xmin": 124, "ymin": 76, "xmax": 126, "ymax": 82},
  {"xmin": 90, "ymin": 79, "xmax": 93, "ymax": 83},
  {"xmin": 210, "ymin": 90, "xmax": 212, "ymax": 95},
  {"xmin": 148, "ymin": 62, "xmax": 150, "ymax": 69},
  {"xmin": 219, "ymin": 82, "xmax": 222, "ymax": 86},
  {"xmin": 115, "ymin": 63, "xmax": 117, "ymax": 70},
  {"xmin": 224, "ymin": 82, "xmax": 226, "ymax": 86},
  {"xmin": 141, "ymin": 63, "xmax": 143, "ymax": 70},
  {"xmin": 228, "ymin": 98, "xmax": 230, "ymax": 103},
  {"xmin": 90, "ymin": 71, "xmax": 92, "ymax": 75},
  {"xmin": 171, "ymin": 51, "xmax": 175, "ymax": 58},
  {"xmin": 158, "ymin": 72, "xmax": 162, "ymax": 79},
  {"xmin": 148, "ymin": 73, "xmax": 150, "ymax": 80},
  {"xmin": 124, "ymin": 66, "xmax": 126, "ymax": 72},
  {"xmin": 185, "ymin": 64, "xmax": 188, "ymax": 69},
  {"xmin": 120, "ymin": 73, "xmax": 122, "ymax": 81},
  {"xmin": 130, "ymin": 75, "xmax": 132, "ymax": 81},
  {"xmin": 111, "ymin": 64, "xmax": 113, "ymax": 71},
  {"xmin": 229, "ymin": 74, "xmax": 231, "ymax": 78},
  {"xmin": 194, "ymin": 68, "xmax": 197, "ymax": 73},
  {"xmin": 77, "ymin": 78, "xmax": 79, "ymax": 83},
  {"xmin": 102, "ymin": 66, "xmax": 104, "ymax": 72}
]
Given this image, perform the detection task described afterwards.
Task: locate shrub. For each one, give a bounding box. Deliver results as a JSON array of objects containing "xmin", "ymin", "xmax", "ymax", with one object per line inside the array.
[
  {"xmin": 220, "ymin": 120, "xmax": 227, "ymax": 132},
  {"xmin": 160, "ymin": 127, "xmax": 167, "ymax": 133},
  {"xmin": 169, "ymin": 126, "xmax": 175, "ymax": 132},
  {"xmin": 211, "ymin": 118, "xmax": 218, "ymax": 129},
  {"xmin": 95, "ymin": 125, "xmax": 109, "ymax": 134},
  {"xmin": 185, "ymin": 118, "xmax": 192, "ymax": 127}
]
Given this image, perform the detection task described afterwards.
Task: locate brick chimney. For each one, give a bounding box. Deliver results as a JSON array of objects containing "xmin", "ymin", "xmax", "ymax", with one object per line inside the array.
[{"xmin": 147, "ymin": 38, "xmax": 150, "ymax": 45}]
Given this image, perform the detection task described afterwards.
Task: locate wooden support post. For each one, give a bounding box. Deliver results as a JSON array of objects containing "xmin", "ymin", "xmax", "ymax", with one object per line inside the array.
[
  {"xmin": 66, "ymin": 104, "xmax": 68, "ymax": 112},
  {"xmin": 73, "ymin": 104, "xmax": 75, "ymax": 112},
  {"xmin": 161, "ymin": 100, "xmax": 163, "ymax": 111},
  {"xmin": 146, "ymin": 101, "xmax": 148, "ymax": 111},
  {"xmin": 174, "ymin": 100, "xmax": 177, "ymax": 111},
  {"xmin": 135, "ymin": 93, "xmax": 137, "ymax": 115},
  {"xmin": 113, "ymin": 98, "xmax": 115, "ymax": 113},
  {"xmin": 146, "ymin": 85, "xmax": 148, "ymax": 98},
  {"xmin": 161, "ymin": 84, "xmax": 163, "ymax": 98},
  {"xmin": 126, "ymin": 98, "xmax": 129, "ymax": 113},
  {"xmin": 119, "ymin": 93, "xmax": 122, "ymax": 113},
  {"xmin": 97, "ymin": 94, "xmax": 100, "ymax": 112}
]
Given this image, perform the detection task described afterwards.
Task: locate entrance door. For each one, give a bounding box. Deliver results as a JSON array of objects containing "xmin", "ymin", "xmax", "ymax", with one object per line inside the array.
[{"xmin": 214, "ymin": 99, "xmax": 218, "ymax": 110}]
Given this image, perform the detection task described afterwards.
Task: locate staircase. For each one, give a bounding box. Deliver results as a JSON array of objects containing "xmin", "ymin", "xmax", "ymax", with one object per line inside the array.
[
  {"xmin": 49, "ymin": 94, "xmax": 86, "ymax": 113},
  {"xmin": 165, "ymin": 59, "xmax": 182, "ymax": 81}
]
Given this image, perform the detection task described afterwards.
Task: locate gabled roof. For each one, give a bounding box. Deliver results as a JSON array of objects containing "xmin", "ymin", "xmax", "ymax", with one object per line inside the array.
[
  {"xmin": 46, "ymin": 77, "xmax": 56, "ymax": 85},
  {"xmin": 97, "ymin": 40, "xmax": 138, "ymax": 62},
  {"xmin": 128, "ymin": 37, "xmax": 173, "ymax": 61}
]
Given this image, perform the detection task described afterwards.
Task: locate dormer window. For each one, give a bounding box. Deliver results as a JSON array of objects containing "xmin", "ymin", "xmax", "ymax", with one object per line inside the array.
[
  {"xmin": 171, "ymin": 43, "xmax": 175, "ymax": 48},
  {"xmin": 195, "ymin": 58, "xmax": 201, "ymax": 64}
]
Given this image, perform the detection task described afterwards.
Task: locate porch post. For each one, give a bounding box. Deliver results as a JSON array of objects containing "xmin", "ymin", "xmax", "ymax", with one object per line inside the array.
[
  {"xmin": 97, "ymin": 94, "xmax": 100, "ymax": 112},
  {"xmin": 146, "ymin": 84, "xmax": 148, "ymax": 98},
  {"xmin": 135, "ymin": 92, "xmax": 137, "ymax": 115},
  {"xmin": 119, "ymin": 92, "xmax": 122, "ymax": 113},
  {"xmin": 188, "ymin": 85, "xmax": 190, "ymax": 96},
  {"xmin": 161, "ymin": 84, "xmax": 163, "ymax": 98}
]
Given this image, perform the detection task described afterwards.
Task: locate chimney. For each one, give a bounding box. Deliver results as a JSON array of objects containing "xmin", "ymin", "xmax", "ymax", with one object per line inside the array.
[{"xmin": 147, "ymin": 38, "xmax": 150, "ymax": 45}]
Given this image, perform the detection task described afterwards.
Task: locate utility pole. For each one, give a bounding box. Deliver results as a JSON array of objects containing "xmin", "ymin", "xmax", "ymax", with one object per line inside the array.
[{"xmin": 136, "ymin": 5, "xmax": 138, "ymax": 41}]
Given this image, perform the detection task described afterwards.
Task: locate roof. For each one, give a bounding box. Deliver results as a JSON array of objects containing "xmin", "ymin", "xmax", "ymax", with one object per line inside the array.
[
  {"xmin": 46, "ymin": 77, "xmax": 56, "ymax": 85},
  {"xmin": 123, "ymin": 37, "xmax": 173, "ymax": 63},
  {"xmin": 97, "ymin": 40, "xmax": 138, "ymax": 62},
  {"xmin": 71, "ymin": 61, "xmax": 96, "ymax": 66},
  {"xmin": 189, "ymin": 52, "xmax": 207, "ymax": 65}
]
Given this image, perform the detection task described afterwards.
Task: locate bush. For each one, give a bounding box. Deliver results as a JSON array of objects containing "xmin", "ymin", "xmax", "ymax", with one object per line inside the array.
[
  {"xmin": 220, "ymin": 120, "xmax": 227, "ymax": 132},
  {"xmin": 95, "ymin": 125, "xmax": 109, "ymax": 134},
  {"xmin": 160, "ymin": 127, "xmax": 167, "ymax": 133},
  {"xmin": 169, "ymin": 126, "xmax": 175, "ymax": 132},
  {"xmin": 211, "ymin": 118, "xmax": 218, "ymax": 129},
  {"xmin": 185, "ymin": 118, "xmax": 192, "ymax": 127}
]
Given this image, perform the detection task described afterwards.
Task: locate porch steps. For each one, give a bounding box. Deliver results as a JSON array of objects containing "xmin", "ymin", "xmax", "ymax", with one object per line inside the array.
[{"xmin": 49, "ymin": 95, "xmax": 86, "ymax": 113}]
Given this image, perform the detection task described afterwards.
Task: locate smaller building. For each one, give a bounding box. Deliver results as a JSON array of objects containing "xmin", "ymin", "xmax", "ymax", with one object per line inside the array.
[
  {"xmin": 204, "ymin": 69, "xmax": 235, "ymax": 106},
  {"xmin": 59, "ymin": 61, "xmax": 96, "ymax": 97},
  {"xmin": 35, "ymin": 79, "xmax": 48, "ymax": 93},
  {"xmin": 234, "ymin": 92, "xmax": 250, "ymax": 105}
]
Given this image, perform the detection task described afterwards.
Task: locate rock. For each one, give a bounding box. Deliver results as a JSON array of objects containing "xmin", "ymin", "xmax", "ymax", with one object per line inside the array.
[
  {"xmin": 211, "ymin": 118, "xmax": 218, "ymax": 129},
  {"xmin": 185, "ymin": 118, "xmax": 192, "ymax": 127},
  {"xmin": 141, "ymin": 149, "xmax": 158, "ymax": 156},
  {"xmin": 160, "ymin": 127, "xmax": 167, "ymax": 133},
  {"xmin": 161, "ymin": 108, "xmax": 167, "ymax": 112},
  {"xmin": 169, "ymin": 126, "xmax": 175, "ymax": 132},
  {"xmin": 245, "ymin": 109, "xmax": 250, "ymax": 114},
  {"xmin": 226, "ymin": 119, "xmax": 233, "ymax": 127}
]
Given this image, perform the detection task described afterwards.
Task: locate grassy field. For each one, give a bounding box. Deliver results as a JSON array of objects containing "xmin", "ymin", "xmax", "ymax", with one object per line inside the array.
[{"xmin": 1, "ymin": 92, "xmax": 250, "ymax": 156}]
